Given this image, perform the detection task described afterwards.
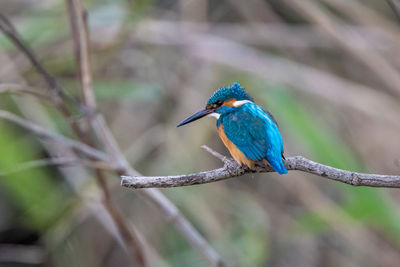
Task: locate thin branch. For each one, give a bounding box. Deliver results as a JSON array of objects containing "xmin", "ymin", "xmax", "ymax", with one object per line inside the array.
[
  {"xmin": 0, "ymin": 110, "xmax": 109, "ymax": 162},
  {"xmin": 121, "ymin": 146, "xmax": 400, "ymax": 189},
  {"xmin": 200, "ymin": 145, "xmax": 228, "ymax": 163},
  {"xmin": 66, "ymin": 0, "xmax": 97, "ymax": 110}
]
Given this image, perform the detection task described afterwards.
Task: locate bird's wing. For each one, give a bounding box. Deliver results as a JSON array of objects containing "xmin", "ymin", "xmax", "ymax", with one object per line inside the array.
[
  {"xmin": 261, "ymin": 107, "xmax": 278, "ymax": 127},
  {"xmin": 261, "ymin": 107, "xmax": 285, "ymax": 157},
  {"xmin": 222, "ymin": 103, "xmax": 283, "ymax": 161}
]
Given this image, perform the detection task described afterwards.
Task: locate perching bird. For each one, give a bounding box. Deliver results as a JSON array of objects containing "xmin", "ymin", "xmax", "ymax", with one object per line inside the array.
[{"xmin": 177, "ymin": 82, "xmax": 287, "ymax": 174}]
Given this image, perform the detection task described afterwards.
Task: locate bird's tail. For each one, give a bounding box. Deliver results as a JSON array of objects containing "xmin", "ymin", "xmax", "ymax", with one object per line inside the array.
[{"xmin": 264, "ymin": 157, "xmax": 287, "ymax": 175}]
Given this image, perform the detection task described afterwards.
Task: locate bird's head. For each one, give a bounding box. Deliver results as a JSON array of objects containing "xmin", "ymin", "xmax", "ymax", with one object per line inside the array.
[{"xmin": 177, "ymin": 82, "xmax": 253, "ymax": 127}]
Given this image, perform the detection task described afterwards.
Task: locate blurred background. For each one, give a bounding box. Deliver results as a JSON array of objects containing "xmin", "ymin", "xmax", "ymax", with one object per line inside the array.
[{"xmin": 1, "ymin": 0, "xmax": 400, "ymax": 266}]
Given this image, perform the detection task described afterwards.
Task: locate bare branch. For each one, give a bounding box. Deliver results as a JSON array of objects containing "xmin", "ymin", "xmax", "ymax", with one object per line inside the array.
[
  {"xmin": 201, "ymin": 145, "xmax": 227, "ymax": 163},
  {"xmin": 121, "ymin": 146, "xmax": 400, "ymax": 189},
  {"xmin": 66, "ymin": 0, "xmax": 96, "ymax": 109},
  {"xmin": 0, "ymin": 110, "xmax": 109, "ymax": 162}
]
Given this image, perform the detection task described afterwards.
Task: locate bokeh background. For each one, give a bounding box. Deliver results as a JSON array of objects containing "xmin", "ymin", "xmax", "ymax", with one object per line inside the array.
[{"xmin": 1, "ymin": 0, "xmax": 400, "ymax": 266}]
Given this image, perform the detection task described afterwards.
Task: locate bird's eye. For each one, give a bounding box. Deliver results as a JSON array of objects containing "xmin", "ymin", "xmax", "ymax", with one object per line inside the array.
[{"xmin": 215, "ymin": 100, "xmax": 223, "ymax": 106}]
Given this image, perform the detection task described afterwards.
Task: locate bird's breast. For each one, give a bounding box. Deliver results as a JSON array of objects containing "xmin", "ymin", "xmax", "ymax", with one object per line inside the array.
[{"xmin": 217, "ymin": 124, "xmax": 255, "ymax": 168}]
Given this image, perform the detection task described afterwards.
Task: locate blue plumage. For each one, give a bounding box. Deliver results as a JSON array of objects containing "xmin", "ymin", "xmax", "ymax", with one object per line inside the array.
[
  {"xmin": 177, "ymin": 82, "xmax": 287, "ymax": 175},
  {"xmin": 217, "ymin": 103, "xmax": 287, "ymax": 174}
]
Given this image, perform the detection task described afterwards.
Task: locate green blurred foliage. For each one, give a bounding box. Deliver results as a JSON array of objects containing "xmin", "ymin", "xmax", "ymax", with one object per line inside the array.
[{"xmin": 0, "ymin": 121, "xmax": 65, "ymax": 230}]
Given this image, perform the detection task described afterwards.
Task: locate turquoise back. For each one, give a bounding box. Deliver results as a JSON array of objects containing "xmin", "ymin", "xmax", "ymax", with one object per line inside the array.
[{"xmin": 217, "ymin": 102, "xmax": 287, "ymax": 174}]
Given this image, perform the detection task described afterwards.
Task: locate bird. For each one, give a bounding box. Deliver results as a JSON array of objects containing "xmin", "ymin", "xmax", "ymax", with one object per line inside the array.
[{"xmin": 177, "ymin": 82, "xmax": 287, "ymax": 174}]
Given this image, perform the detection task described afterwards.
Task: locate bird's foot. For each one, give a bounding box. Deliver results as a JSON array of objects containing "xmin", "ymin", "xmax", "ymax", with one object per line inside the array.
[{"xmin": 242, "ymin": 165, "xmax": 257, "ymax": 173}]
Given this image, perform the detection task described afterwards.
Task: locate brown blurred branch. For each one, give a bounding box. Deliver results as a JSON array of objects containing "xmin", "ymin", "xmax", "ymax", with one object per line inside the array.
[
  {"xmin": 121, "ymin": 146, "xmax": 400, "ymax": 189},
  {"xmin": 66, "ymin": 0, "xmax": 96, "ymax": 110}
]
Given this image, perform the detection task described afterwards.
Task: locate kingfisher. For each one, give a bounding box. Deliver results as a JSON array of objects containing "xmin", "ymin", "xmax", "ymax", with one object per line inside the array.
[{"xmin": 177, "ymin": 82, "xmax": 287, "ymax": 174}]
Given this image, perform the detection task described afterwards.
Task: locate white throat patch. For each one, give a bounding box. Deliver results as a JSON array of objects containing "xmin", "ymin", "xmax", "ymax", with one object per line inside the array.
[
  {"xmin": 207, "ymin": 113, "xmax": 220, "ymax": 119},
  {"xmin": 233, "ymin": 100, "xmax": 252, "ymax": 107}
]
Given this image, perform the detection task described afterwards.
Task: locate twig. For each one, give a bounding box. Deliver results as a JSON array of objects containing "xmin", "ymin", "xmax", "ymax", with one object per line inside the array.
[
  {"xmin": 0, "ymin": 110, "xmax": 109, "ymax": 162},
  {"xmin": 121, "ymin": 146, "xmax": 400, "ymax": 189},
  {"xmin": 66, "ymin": 0, "xmax": 96, "ymax": 110},
  {"xmin": 200, "ymin": 145, "xmax": 228, "ymax": 163}
]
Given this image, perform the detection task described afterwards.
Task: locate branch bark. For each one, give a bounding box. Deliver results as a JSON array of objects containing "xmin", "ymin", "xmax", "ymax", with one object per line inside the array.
[{"xmin": 121, "ymin": 146, "xmax": 400, "ymax": 189}]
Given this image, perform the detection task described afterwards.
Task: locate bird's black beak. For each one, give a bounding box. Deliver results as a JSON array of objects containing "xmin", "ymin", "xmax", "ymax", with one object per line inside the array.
[{"xmin": 177, "ymin": 108, "xmax": 215, "ymax": 127}]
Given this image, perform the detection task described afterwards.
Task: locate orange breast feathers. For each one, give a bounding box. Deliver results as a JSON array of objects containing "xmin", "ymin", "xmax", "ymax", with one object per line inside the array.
[
  {"xmin": 222, "ymin": 98, "xmax": 236, "ymax": 107},
  {"xmin": 218, "ymin": 124, "xmax": 255, "ymax": 168}
]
